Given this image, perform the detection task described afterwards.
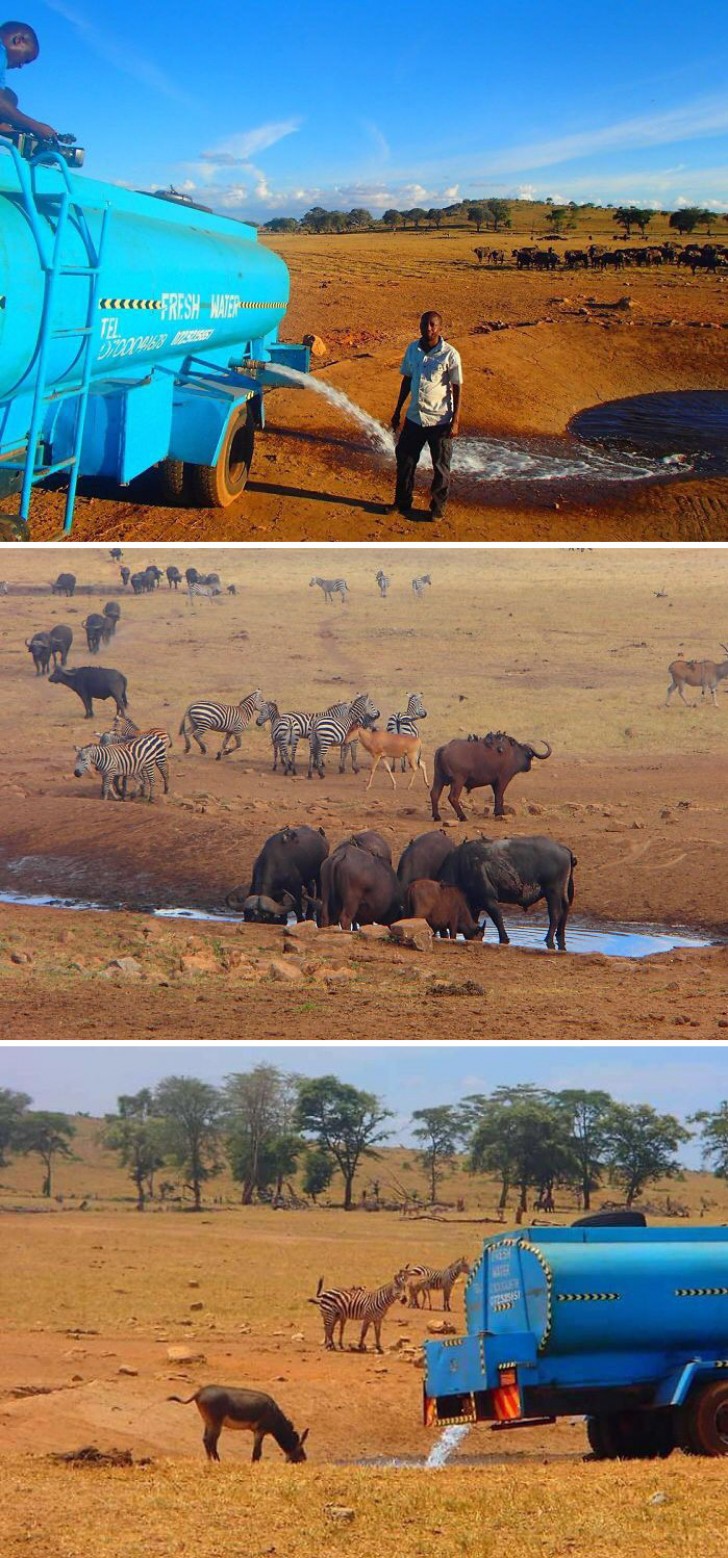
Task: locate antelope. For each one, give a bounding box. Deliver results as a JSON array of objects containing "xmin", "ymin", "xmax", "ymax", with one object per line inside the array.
[
  {"xmin": 666, "ymin": 649, "xmax": 728, "ymax": 706},
  {"xmin": 344, "ymin": 724, "xmax": 428, "ymax": 789}
]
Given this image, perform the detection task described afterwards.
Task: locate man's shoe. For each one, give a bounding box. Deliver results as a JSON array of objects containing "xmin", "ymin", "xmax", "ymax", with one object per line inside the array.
[
  {"xmin": 429, "ymin": 505, "xmax": 445, "ymax": 521},
  {"xmin": 382, "ymin": 502, "xmax": 411, "ymax": 516}
]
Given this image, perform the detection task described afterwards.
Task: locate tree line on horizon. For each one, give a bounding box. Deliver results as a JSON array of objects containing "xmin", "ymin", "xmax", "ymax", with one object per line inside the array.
[
  {"xmin": 2, "ymin": 1072, "xmax": 728, "ymax": 1216},
  {"xmin": 260, "ymin": 198, "xmax": 724, "ymax": 238}
]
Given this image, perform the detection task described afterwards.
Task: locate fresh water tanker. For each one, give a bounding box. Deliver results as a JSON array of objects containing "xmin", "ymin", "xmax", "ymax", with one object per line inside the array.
[
  {"xmin": 0, "ymin": 134, "xmax": 309, "ymax": 533},
  {"xmin": 424, "ymin": 1218, "xmax": 728, "ymax": 1458}
]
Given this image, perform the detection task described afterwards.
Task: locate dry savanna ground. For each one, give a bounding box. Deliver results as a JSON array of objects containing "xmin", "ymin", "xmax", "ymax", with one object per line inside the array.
[
  {"xmin": 14, "ymin": 207, "xmax": 728, "ymax": 544},
  {"xmin": 1, "ymin": 1133, "xmax": 728, "ymax": 1558},
  {"xmin": 0, "ymin": 544, "xmax": 728, "ymax": 1041}
]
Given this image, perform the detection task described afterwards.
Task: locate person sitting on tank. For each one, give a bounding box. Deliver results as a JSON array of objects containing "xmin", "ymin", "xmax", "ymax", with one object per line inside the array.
[{"xmin": 0, "ymin": 21, "xmax": 57, "ymax": 141}]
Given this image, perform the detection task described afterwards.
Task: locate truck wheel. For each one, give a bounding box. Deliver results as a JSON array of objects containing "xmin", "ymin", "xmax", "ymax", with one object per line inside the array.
[
  {"xmin": 187, "ymin": 407, "xmax": 255, "ymax": 508},
  {"xmin": 158, "ymin": 459, "xmax": 188, "ymax": 503},
  {"xmin": 680, "ymin": 1383, "xmax": 728, "ymax": 1455}
]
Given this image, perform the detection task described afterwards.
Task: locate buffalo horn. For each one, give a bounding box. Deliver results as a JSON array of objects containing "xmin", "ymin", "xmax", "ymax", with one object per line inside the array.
[{"xmin": 526, "ymin": 740, "xmax": 552, "ymax": 759}]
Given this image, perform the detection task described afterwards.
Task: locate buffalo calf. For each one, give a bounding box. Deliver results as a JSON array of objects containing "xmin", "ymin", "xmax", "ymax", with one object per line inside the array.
[{"xmin": 404, "ymin": 878, "xmax": 481, "ymax": 939}]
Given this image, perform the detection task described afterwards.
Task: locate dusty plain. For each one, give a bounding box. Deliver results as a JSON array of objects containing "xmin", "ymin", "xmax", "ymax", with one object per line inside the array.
[
  {"xmin": 15, "ymin": 209, "xmax": 728, "ymax": 544},
  {"xmin": 0, "ymin": 543, "xmax": 727, "ymax": 1041},
  {"xmin": 1, "ymin": 1136, "xmax": 728, "ymax": 1557}
]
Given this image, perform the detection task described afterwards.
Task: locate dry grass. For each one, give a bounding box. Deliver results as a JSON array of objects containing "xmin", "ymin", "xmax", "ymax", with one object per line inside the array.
[{"xmin": 0, "ymin": 1457, "xmax": 726, "ymax": 1558}]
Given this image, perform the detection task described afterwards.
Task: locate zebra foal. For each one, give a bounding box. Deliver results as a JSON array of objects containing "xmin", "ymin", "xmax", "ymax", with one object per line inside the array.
[
  {"xmin": 412, "ymin": 574, "xmax": 431, "ymax": 599},
  {"xmin": 386, "ymin": 692, "xmax": 427, "ymax": 772},
  {"xmin": 406, "ymin": 1256, "xmax": 470, "ymax": 1311},
  {"xmin": 308, "ymin": 1270, "xmax": 410, "ymax": 1352},
  {"xmin": 179, "ymin": 689, "xmax": 263, "ymax": 759},
  {"xmin": 74, "ymin": 733, "xmax": 169, "ymax": 802},
  {"xmin": 308, "ymin": 693, "xmax": 379, "ymax": 779}
]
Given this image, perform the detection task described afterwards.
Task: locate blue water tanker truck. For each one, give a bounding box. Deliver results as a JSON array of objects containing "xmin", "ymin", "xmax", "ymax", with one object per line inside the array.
[
  {"xmin": 0, "ymin": 133, "xmax": 309, "ymax": 534},
  {"xmin": 424, "ymin": 1220, "xmax": 728, "ymax": 1458}
]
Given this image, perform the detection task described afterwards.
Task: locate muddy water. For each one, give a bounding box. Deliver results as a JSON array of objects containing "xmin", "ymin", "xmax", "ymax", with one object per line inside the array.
[
  {"xmin": 570, "ymin": 390, "xmax": 728, "ymax": 471},
  {"xmin": 0, "ymin": 889, "xmax": 714, "ymax": 957}
]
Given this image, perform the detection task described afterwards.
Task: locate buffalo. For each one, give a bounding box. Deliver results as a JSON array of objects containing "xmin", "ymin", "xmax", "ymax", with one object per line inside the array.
[
  {"xmin": 431, "ymin": 731, "xmax": 552, "ymax": 821},
  {"xmin": 226, "ymin": 825, "xmax": 330, "ymax": 923},
  {"xmin": 49, "ymin": 665, "xmax": 129, "ymax": 718},
  {"xmin": 103, "ymin": 602, "xmax": 121, "ymax": 634},
  {"xmin": 51, "ymin": 572, "xmax": 76, "ymax": 597},
  {"xmin": 26, "ymin": 632, "xmax": 52, "ymax": 675},
  {"xmin": 166, "ymin": 566, "xmax": 183, "ymax": 590},
  {"xmin": 49, "ymin": 625, "xmax": 73, "ymax": 667},
  {"xmin": 403, "ymin": 879, "xmax": 481, "ymax": 939},
  {"xmin": 348, "ymin": 830, "xmax": 392, "ymax": 865},
  {"xmin": 440, "ymin": 835, "xmax": 577, "ymax": 950},
  {"xmin": 82, "ymin": 613, "xmax": 106, "ymax": 654},
  {"xmin": 397, "ymin": 829, "xmax": 455, "ymax": 887},
  {"xmin": 320, "ymin": 843, "xmax": 404, "ymax": 930}
]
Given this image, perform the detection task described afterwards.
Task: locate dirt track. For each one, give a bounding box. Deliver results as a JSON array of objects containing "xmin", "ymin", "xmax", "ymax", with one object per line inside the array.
[
  {"xmin": 14, "ymin": 227, "xmax": 728, "ymax": 543},
  {"xmin": 1, "ymin": 544, "xmax": 727, "ymax": 1041}
]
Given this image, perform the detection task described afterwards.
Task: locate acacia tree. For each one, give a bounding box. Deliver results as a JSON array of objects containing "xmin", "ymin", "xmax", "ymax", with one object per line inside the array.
[
  {"xmin": 295, "ymin": 1076, "xmax": 392, "ymax": 1210},
  {"xmin": 101, "ymin": 1090, "xmax": 166, "ymax": 1211},
  {"xmin": 224, "ymin": 1066, "xmax": 299, "ymax": 1204},
  {"xmin": 467, "ymin": 202, "xmax": 489, "ymax": 233},
  {"xmin": 411, "ymin": 1106, "xmax": 462, "ymax": 1203},
  {"xmin": 614, "ymin": 206, "xmax": 654, "ymax": 237},
  {"xmin": 301, "ymin": 1147, "xmax": 334, "ymax": 1202},
  {"xmin": 0, "ymin": 1087, "xmax": 31, "ymax": 1166},
  {"xmin": 467, "ymin": 1087, "xmax": 576, "ymax": 1212},
  {"xmin": 153, "ymin": 1077, "xmax": 224, "ymax": 1211},
  {"xmin": 553, "ymin": 1089, "xmax": 614, "ymax": 1210},
  {"xmin": 13, "ymin": 1111, "xmax": 76, "ymax": 1197},
  {"xmin": 690, "ymin": 1102, "xmax": 728, "ymax": 1178},
  {"xmin": 668, "ymin": 207, "xmax": 714, "ymax": 235},
  {"xmin": 382, "ymin": 208, "xmax": 401, "ymax": 229},
  {"xmin": 486, "ymin": 198, "xmax": 511, "ymax": 231},
  {"xmin": 603, "ymin": 1103, "xmax": 690, "ymax": 1205}
]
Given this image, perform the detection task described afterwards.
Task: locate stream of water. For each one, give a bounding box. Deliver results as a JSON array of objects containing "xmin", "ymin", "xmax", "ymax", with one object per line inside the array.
[{"xmin": 267, "ymin": 364, "xmax": 690, "ymax": 484}]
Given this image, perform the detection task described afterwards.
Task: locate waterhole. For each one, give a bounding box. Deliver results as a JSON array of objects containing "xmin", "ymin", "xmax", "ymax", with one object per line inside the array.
[
  {"xmin": 0, "ymin": 890, "xmax": 715, "ymax": 957},
  {"xmin": 570, "ymin": 390, "xmax": 728, "ymax": 474}
]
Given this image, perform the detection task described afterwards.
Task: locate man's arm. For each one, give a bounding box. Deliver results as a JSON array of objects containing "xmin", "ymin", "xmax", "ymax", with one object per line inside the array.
[
  {"xmin": 0, "ymin": 89, "xmax": 57, "ymax": 141},
  {"xmin": 449, "ymin": 380, "xmax": 461, "ymax": 437},
  {"xmin": 391, "ymin": 374, "xmax": 412, "ymax": 432}
]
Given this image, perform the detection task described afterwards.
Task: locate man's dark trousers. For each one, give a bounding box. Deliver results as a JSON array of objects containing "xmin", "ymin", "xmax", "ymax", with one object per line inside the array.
[{"xmin": 394, "ymin": 418, "xmax": 453, "ymax": 516}]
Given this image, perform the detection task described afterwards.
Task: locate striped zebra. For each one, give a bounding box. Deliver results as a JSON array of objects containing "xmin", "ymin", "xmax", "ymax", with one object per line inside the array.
[
  {"xmin": 97, "ymin": 715, "xmax": 173, "ymax": 798},
  {"xmin": 386, "ymin": 692, "xmax": 427, "ymax": 772},
  {"xmin": 310, "ymin": 576, "xmax": 348, "ymax": 604},
  {"xmin": 187, "ymin": 582, "xmax": 222, "ymax": 605},
  {"xmin": 308, "ymin": 693, "xmax": 379, "ymax": 779},
  {"xmin": 256, "ymin": 699, "xmax": 351, "ymax": 775},
  {"xmin": 375, "ymin": 570, "xmax": 389, "ymax": 598},
  {"xmin": 308, "ymin": 1270, "xmax": 410, "ymax": 1352},
  {"xmin": 74, "ymin": 733, "xmax": 170, "ymax": 802},
  {"xmin": 406, "ymin": 1257, "xmax": 470, "ymax": 1312},
  {"xmin": 179, "ymin": 689, "xmax": 263, "ymax": 759},
  {"xmin": 412, "ymin": 574, "xmax": 431, "ymax": 599}
]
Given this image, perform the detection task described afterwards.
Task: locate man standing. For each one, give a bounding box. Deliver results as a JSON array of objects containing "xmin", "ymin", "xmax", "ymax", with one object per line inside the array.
[{"xmin": 389, "ymin": 311, "xmax": 462, "ymax": 520}]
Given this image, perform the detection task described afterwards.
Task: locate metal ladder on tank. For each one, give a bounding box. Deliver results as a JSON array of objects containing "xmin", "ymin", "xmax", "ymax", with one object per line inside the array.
[{"xmin": 0, "ymin": 140, "xmax": 110, "ymax": 536}]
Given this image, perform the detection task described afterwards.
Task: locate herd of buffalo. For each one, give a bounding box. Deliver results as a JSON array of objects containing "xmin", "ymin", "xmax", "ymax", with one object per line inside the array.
[{"xmin": 227, "ymin": 824, "xmax": 577, "ymax": 951}]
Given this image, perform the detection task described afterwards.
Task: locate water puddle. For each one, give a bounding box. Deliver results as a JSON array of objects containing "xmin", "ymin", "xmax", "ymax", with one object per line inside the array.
[
  {"xmin": 570, "ymin": 390, "xmax": 728, "ymax": 474},
  {"xmin": 0, "ymin": 890, "xmax": 716, "ymax": 957},
  {"xmin": 264, "ymin": 365, "xmax": 692, "ymax": 485}
]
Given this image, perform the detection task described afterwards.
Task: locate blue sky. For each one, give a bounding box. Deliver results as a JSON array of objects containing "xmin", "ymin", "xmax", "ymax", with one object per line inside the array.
[
  {"xmin": 13, "ymin": 1, "xmax": 727, "ymax": 220},
  {"xmin": 3, "ymin": 1045, "xmax": 727, "ymax": 1166}
]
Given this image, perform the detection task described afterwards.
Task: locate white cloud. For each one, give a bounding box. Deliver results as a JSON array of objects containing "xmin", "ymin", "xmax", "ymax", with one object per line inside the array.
[
  {"xmin": 200, "ymin": 120, "xmax": 302, "ymax": 168},
  {"xmin": 472, "ymin": 95, "xmax": 728, "ymax": 176}
]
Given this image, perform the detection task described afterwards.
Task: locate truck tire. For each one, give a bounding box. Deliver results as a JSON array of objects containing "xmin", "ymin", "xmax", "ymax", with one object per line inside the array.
[
  {"xmin": 680, "ymin": 1382, "xmax": 728, "ymax": 1455},
  {"xmin": 587, "ymin": 1410, "xmax": 674, "ymax": 1460},
  {"xmin": 158, "ymin": 459, "xmax": 188, "ymax": 503},
  {"xmin": 187, "ymin": 406, "xmax": 255, "ymax": 508}
]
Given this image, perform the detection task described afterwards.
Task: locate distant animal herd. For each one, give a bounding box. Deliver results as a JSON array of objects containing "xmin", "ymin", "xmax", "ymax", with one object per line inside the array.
[{"xmin": 473, "ymin": 241, "xmax": 727, "ymax": 273}]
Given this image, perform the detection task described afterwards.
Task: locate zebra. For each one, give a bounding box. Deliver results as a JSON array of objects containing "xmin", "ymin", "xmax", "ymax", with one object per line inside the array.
[
  {"xmin": 73, "ymin": 733, "xmax": 170, "ymax": 802},
  {"xmin": 375, "ymin": 570, "xmax": 390, "ymax": 598},
  {"xmin": 179, "ymin": 689, "xmax": 263, "ymax": 759},
  {"xmin": 187, "ymin": 582, "xmax": 222, "ymax": 605},
  {"xmin": 308, "ymin": 693, "xmax": 379, "ymax": 779},
  {"xmin": 308, "ymin": 1270, "xmax": 410, "ymax": 1352},
  {"xmin": 0, "ymin": 580, "xmax": 8, "ymax": 596},
  {"xmin": 386, "ymin": 692, "xmax": 427, "ymax": 772},
  {"xmin": 406, "ymin": 1257, "xmax": 470, "ymax": 1312},
  {"xmin": 97, "ymin": 715, "xmax": 173, "ymax": 798},
  {"xmin": 309, "ymin": 576, "xmax": 348, "ymax": 604},
  {"xmin": 258, "ymin": 699, "xmax": 351, "ymax": 775},
  {"xmin": 412, "ymin": 574, "xmax": 431, "ymax": 599},
  {"xmin": 255, "ymin": 699, "xmax": 296, "ymax": 773}
]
